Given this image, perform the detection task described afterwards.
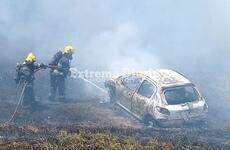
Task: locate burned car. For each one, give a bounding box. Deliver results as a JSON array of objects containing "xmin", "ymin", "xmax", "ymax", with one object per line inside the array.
[{"xmin": 105, "ymin": 69, "xmax": 208, "ymax": 127}]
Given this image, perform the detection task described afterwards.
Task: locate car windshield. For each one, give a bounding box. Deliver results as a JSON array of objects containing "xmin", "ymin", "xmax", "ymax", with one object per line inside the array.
[{"xmin": 164, "ymin": 85, "xmax": 200, "ymax": 105}]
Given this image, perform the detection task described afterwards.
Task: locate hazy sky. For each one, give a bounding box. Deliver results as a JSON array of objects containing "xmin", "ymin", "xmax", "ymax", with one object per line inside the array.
[{"xmin": 0, "ymin": 0, "xmax": 229, "ymax": 73}]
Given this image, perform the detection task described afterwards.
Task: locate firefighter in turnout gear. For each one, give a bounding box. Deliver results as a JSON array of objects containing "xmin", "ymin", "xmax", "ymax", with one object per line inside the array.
[
  {"xmin": 14, "ymin": 53, "xmax": 47, "ymax": 110},
  {"xmin": 49, "ymin": 45, "xmax": 74, "ymax": 102}
]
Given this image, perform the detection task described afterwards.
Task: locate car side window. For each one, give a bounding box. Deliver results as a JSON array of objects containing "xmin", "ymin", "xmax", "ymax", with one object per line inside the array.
[
  {"xmin": 137, "ymin": 80, "xmax": 155, "ymax": 98},
  {"xmin": 122, "ymin": 75, "xmax": 142, "ymax": 91}
]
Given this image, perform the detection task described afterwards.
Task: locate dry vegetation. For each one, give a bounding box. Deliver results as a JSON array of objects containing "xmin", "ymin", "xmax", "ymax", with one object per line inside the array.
[{"xmin": 0, "ymin": 124, "xmax": 221, "ymax": 150}]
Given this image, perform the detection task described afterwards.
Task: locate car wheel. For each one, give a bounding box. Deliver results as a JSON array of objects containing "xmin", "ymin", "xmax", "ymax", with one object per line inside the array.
[
  {"xmin": 142, "ymin": 114, "xmax": 159, "ymax": 127},
  {"xmin": 185, "ymin": 120, "xmax": 207, "ymax": 128},
  {"xmin": 108, "ymin": 86, "xmax": 116, "ymax": 104}
]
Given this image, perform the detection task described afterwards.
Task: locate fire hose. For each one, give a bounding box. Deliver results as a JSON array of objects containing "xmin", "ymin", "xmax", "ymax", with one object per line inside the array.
[
  {"xmin": 5, "ymin": 66, "xmax": 108, "ymax": 125},
  {"xmin": 4, "ymin": 68, "xmax": 43, "ymax": 124},
  {"xmin": 5, "ymin": 81, "xmax": 28, "ymax": 124},
  {"xmin": 50, "ymin": 65, "xmax": 108, "ymax": 94}
]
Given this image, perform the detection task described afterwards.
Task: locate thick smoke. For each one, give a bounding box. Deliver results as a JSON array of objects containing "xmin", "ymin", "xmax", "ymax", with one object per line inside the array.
[
  {"xmin": 0, "ymin": 0, "xmax": 229, "ymax": 71},
  {"xmin": 0, "ymin": 0, "xmax": 229, "ymax": 127},
  {"xmin": 81, "ymin": 22, "xmax": 161, "ymax": 70}
]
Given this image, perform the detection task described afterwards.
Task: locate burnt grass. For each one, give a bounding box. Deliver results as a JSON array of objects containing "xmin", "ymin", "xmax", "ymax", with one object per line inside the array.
[
  {"xmin": 0, "ymin": 84, "xmax": 230, "ymax": 150},
  {"xmin": 0, "ymin": 124, "xmax": 224, "ymax": 150}
]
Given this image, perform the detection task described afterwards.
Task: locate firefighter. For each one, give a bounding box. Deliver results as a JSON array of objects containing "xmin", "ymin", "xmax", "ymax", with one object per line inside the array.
[
  {"xmin": 48, "ymin": 45, "xmax": 74, "ymax": 102},
  {"xmin": 14, "ymin": 53, "xmax": 47, "ymax": 110}
]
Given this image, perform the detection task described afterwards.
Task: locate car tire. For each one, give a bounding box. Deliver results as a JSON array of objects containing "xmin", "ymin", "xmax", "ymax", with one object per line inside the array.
[
  {"xmin": 108, "ymin": 86, "xmax": 116, "ymax": 104},
  {"xmin": 185, "ymin": 120, "xmax": 207, "ymax": 128},
  {"xmin": 142, "ymin": 114, "xmax": 159, "ymax": 127}
]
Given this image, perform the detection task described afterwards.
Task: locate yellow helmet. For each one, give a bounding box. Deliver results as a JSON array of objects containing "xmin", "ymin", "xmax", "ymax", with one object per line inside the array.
[
  {"xmin": 63, "ymin": 45, "xmax": 75, "ymax": 54},
  {"xmin": 25, "ymin": 53, "xmax": 36, "ymax": 63}
]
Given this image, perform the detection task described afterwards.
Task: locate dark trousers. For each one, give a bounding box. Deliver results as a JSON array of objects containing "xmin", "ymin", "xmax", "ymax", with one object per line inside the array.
[
  {"xmin": 49, "ymin": 74, "xmax": 66, "ymax": 101},
  {"xmin": 22, "ymin": 81, "xmax": 35, "ymax": 107}
]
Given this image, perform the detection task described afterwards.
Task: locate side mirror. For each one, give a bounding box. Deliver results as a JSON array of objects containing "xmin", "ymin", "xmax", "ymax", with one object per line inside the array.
[{"xmin": 118, "ymin": 76, "xmax": 123, "ymax": 83}]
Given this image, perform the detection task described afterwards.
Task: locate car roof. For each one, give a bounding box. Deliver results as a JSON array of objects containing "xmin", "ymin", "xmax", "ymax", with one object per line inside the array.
[{"xmin": 134, "ymin": 69, "xmax": 191, "ymax": 88}]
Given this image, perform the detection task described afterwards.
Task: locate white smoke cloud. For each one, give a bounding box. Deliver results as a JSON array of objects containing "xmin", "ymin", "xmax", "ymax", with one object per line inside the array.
[
  {"xmin": 0, "ymin": 0, "xmax": 228, "ymax": 72},
  {"xmin": 78, "ymin": 22, "xmax": 161, "ymax": 71}
]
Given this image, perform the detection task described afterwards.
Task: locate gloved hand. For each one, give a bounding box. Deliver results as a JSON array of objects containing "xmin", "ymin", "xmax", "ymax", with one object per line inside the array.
[
  {"xmin": 40, "ymin": 63, "xmax": 48, "ymax": 69},
  {"xmin": 14, "ymin": 77, "xmax": 19, "ymax": 84},
  {"xmin": 67, "ymin": 70, "xmax": 71, "ymax": 76},
  {"xmin": 48, "ymin": 65, "xmax": 58, "ymax": 69},
  {"xmin": 20, "ymin": 75, "xmax": 28, "ymax": 82}
]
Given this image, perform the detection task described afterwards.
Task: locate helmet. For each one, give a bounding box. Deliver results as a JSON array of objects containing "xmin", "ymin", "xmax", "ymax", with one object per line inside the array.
[
  {"xmin": 25, "ymin": 53, "xmax": 36, "ymax": 63},
  {"xmin": 63, "ymin": 45, "xmax": 75, "ymax": 54}
]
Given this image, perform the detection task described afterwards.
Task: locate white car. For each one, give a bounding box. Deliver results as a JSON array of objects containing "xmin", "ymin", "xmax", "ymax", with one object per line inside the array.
[{"xmin": 105, "ymin": 69, "xmax": 208, "ymax": 127}]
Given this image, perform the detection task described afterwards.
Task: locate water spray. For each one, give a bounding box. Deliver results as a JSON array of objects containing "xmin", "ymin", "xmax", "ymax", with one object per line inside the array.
[
  {"xmin": 69, "ymin": 67, "xmax": 108, "ymax": 94},
  {"xmin": 70, "ymin": 68, "xmax": 109, "ymax": 103}
]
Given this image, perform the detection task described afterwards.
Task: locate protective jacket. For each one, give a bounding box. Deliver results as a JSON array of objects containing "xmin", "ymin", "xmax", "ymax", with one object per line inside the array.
[
  {"xmin": 14, "ymin": 62, "xmax": 43, "ymax": 84},
  {"xmin": 49, "ymin": 51, "xmax": 71, "ymax": 78},
  {"xmin": 49, "ymin": 51, "xmax": 72, "ymax": 101},
  {"xmin": 14, "ymin": 61, "xmax": 46, "ymax": 109}
]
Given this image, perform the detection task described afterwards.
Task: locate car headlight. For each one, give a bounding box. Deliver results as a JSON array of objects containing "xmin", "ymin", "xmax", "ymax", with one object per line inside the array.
[
  {"xmin": 156, "ymin": 106, "xmax": 170, "ymax": 116},
  {"xmin": 203, "ymin": 103, "xmax": 208, "ymax": 111}
]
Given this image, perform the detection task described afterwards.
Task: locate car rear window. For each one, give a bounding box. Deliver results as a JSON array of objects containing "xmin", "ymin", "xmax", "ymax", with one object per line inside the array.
[
  {"xmin": 137, "ymin": 80, "xmax": 155, "ymax": 98},
  {"xmin": 164, "ymin": 85, "xmax": 200, "ymax": 105},
  {"xmin": 122, "ymin": 75, "xmax": 142, "ymax": 91}
]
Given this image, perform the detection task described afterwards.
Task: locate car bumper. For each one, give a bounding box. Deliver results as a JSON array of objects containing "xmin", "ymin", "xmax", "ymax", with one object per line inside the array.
[{"xmin": 157, "ymin": 115, "xmax": 207, "ymax": 127}]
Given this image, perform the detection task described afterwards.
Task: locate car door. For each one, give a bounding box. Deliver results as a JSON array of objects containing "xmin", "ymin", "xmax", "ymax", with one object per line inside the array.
[
  {"xmin": 116, "ymin": 75, "xmax": 142, "ymax": 110},
  {"xmin": 132, "ymin": 79, "xmax": 156, "ymax": 117}
]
